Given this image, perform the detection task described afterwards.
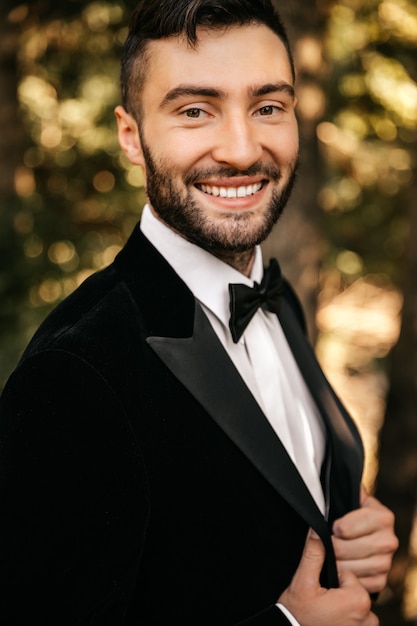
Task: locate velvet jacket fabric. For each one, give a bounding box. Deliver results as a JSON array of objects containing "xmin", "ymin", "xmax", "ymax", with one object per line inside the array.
[{"xmin": 0, "ymin": 223, "xmax": 364, "ymax": 625}]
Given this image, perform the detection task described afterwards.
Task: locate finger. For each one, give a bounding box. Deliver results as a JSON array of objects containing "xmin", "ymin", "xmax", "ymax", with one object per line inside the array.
[
  {"xmin": 356, "ymin": 574, "xmax": 390, "ymax": 595},
  {"xmin": 292, "ymin": 529, "xmax": 326, "ymax": 590},
  {"xmin": 338, "ymin": 556, "xmax": 390, "ymax": 595},
  {"xmin": 341, "ymin": 570, "xmax": 389, "ymax": 595},
  {"xmin": 333, "ymin": 498, "xmax": 395, "ymax": 540},
  {"xmin": 333, "ymin": 534, "xmax": 373, "ymax": 560},
  {"xmin": 333, "ymin": 531, "xmax": 398, "ymax": 560},
  {"xmin": 336, "ymin": 553, "xmax": 393, "ymax": 578}
]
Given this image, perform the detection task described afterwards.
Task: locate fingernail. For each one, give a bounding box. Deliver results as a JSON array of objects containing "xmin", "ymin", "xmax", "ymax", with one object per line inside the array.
[
  {"xmin": 309, "ymin": 529, "xmax": 320, "ymax": 540},
  {"xmin": 332, "ymin": 524, "xmax": 341, "ymax": 537}
]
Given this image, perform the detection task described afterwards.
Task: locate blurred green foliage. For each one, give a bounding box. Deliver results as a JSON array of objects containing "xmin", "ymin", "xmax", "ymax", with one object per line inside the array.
[
  {"xmin": 319, "ymin": 0, "xmax": 416, "ymax": 286},
  {"xmin": 1, "ymin": 1, "xmax": 145, "ymax": 387}
]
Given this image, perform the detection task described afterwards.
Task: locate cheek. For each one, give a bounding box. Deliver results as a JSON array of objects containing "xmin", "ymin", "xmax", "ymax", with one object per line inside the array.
[
  {"xmin": 273, "ymin": 127, "xmax": 299, "ymax": 164},
  {"xmin": 150, "ymin": 136, "xmax": 205, "ymax": 175},
  {"xmin": 171, "ymin": 132, "xmax": 214, "ymax": 169},
  {"xmin": 154, "ymin": 121, "xmax": 216, "ymax": 165}
]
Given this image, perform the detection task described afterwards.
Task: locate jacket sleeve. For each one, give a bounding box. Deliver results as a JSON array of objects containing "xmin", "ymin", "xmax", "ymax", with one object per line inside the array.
[{"xmin": 0, "ymin": 349, "xmax": 149, "ymax": 626}]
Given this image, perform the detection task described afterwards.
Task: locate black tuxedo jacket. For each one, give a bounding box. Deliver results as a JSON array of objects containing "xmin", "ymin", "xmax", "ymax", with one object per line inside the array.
[{"xmin": 0, "ymin": 224, "xmax": 363, "ymax": 625}]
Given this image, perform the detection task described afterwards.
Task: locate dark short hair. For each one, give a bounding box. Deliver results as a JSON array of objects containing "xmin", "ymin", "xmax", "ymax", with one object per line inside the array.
[{"xmin": 121, "ymin": 0, "xmax": 295, "ymax": 116}]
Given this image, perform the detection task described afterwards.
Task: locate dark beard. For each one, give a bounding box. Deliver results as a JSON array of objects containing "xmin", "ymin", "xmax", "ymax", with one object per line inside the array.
[{"xmin": 141, "ymin": 138, "xmax": 299, "ymax": 254}]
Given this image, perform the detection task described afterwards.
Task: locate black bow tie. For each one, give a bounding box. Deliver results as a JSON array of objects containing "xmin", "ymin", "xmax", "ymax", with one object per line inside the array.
[{"xmin": 228, "ymin": 258, "xmax": 284, "ymax": 344}]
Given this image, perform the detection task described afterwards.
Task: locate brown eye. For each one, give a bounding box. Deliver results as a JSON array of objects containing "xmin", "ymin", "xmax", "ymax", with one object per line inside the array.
[
  {"xmin": 259, "ymin": 106, "xmax": 274, "ymax": 116},
  {"xmin": 185, "ymin": 108, "xmax": 202, "ymax": 118}
]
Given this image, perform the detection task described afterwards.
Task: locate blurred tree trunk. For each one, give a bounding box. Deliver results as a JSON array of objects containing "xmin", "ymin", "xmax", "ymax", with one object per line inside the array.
[
  {"xmin": 263, "ymin": 0, "xmax": 332, "ymax": 340},
  {"xmin": 375, "ymin": 171, "xmax": 417, "ymax": 626}
]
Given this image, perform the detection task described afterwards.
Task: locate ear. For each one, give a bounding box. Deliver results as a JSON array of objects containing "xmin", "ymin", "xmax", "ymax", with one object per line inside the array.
[{"xmin": 115, "ymin": 105, "xmax": 145, "ymax": 167}]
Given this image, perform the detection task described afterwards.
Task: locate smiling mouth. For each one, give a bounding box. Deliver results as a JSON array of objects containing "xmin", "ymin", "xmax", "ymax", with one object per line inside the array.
[{"xmin": 195, "ymin": 181, "xmax": 265, "ymax": 199}]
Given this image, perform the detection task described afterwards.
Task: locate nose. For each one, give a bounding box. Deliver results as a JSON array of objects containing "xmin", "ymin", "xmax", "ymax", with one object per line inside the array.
[{"xmin": 211, "ymin": 115, "xmax": 263, "ymax": 170}]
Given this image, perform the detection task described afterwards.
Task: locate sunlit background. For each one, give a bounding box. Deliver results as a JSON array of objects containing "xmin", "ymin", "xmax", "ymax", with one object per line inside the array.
[{"xmin": 0, "ymin": 1, "xmax": 416, "ymax": 623}]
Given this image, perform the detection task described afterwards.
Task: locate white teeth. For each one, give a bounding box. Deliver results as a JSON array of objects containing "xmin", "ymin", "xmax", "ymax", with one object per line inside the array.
[{"xmin": 200, "ymin": 182, "xmax": 263, "ymax": 198}]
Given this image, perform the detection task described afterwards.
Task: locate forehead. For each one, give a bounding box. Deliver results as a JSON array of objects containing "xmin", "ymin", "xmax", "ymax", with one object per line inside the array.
[{"xmin": 140, "ymin": 24, "xmax": 294, "ymax": 103}]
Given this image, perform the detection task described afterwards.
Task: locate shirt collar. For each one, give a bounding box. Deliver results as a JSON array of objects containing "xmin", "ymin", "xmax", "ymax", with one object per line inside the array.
[{"xmin": 140, "ymin": 203, "xmax": 264, "ymax": 328}]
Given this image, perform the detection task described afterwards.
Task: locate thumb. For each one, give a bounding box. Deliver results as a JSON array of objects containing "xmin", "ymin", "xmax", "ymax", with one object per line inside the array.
[{"xmin": 293, "ymin": 529, "xmax": 326, "ymax": 589}]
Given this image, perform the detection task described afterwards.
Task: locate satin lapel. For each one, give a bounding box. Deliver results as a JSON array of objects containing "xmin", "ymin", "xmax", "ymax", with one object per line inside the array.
[
  {"xmin": 147, "ymin": 303, "xmax": 330, "ymax": 539},
  {"xmin": 278, "ymin": 297, "xmax": 364, "ymax": 515}
]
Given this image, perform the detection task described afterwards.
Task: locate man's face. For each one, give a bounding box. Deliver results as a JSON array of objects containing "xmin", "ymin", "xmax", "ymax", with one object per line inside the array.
[{"xmin": 118, "ymin": 24, "xmax": 299, "ymax": 253}]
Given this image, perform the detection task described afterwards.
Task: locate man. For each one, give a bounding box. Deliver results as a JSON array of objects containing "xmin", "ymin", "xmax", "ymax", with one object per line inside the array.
[{"xmin": 0, "ymin": 1, "xmax": 397, "ymax": 625}]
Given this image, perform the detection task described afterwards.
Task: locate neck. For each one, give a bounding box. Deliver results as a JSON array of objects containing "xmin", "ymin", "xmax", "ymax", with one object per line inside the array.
[{"xmin": 209, "ymin": 248, "xmax": 255, "ymax": 277}]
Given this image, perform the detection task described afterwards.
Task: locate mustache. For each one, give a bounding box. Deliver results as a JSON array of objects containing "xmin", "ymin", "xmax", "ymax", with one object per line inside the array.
[{"xmin": 184, "ymin": 163, "xmax": 282, "ymax": 186}]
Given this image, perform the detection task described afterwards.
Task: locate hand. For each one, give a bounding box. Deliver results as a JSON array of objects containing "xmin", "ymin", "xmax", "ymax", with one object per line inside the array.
[
  {"xmin": 279, "ymin": 529, "xmax": 378, "ymax": 626},
  {"xmin": 332, "ymin": 485, "xmax": 398, "ymax": 594}
]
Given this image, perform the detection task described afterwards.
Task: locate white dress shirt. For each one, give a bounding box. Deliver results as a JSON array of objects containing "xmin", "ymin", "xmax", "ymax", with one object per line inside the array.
[{"xmin": 140, "ymin": 204, "xmax": 326, "ymax": 626}]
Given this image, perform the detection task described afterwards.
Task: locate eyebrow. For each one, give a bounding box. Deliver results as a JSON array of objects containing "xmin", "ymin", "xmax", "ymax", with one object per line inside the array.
[
  {"xmin": 160, "ymin": 86, "xmax": 225, "ymax": 108},
  {"xmin": 159, "ymin": 81, "xmax": 295, "ymax": 108},
  {"xmin": 251, "ymin": 82, "xmax": 295, "ymax": 99}
]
